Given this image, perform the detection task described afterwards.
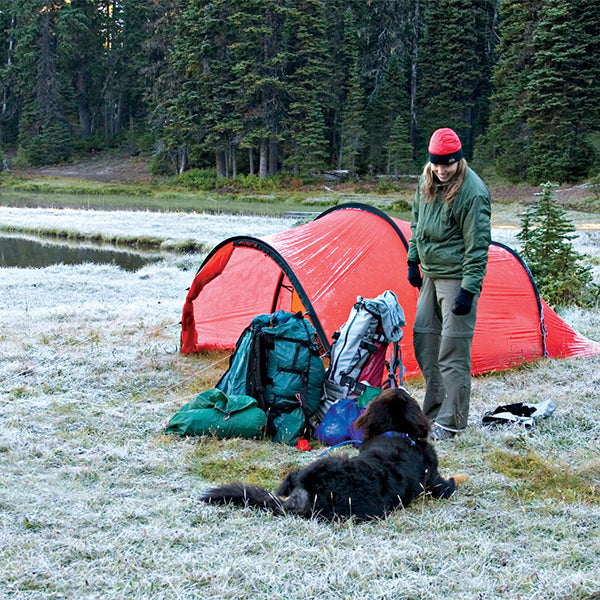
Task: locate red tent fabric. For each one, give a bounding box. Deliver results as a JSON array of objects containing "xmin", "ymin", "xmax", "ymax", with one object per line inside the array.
[{"xmin": 181, "ymin": 204, "xmax": 600, "ymax": 377}]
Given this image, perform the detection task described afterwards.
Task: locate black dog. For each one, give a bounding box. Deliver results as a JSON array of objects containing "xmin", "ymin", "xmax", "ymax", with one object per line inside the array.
[{"xmin": 200, "ymin": 388, "xmax": 467, "ymax": 521}]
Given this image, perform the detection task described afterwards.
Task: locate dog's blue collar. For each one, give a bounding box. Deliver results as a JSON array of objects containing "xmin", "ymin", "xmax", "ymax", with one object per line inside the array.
[{"xmin": 382, "ymin": 431, "xmax": 415, "ymax": 446}]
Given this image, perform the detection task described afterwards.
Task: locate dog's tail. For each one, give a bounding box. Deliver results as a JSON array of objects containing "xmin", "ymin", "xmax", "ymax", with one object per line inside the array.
[{"xmin": 200, "ymin": 482, "xmax": 285, "ymax": 515}]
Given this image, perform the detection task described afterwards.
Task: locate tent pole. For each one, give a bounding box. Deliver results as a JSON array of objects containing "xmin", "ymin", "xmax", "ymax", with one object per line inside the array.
[{"xmin": 270, "ymin": 272, "xmax": 285, "ymax": 313}]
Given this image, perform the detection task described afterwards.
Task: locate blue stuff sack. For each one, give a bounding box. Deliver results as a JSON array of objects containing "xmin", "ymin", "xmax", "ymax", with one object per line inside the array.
[
  {"xmin": 315, "ymin": 398, "xmax": 367, "ymax": 446},
  {"xmin": 314, "ymin": 387, "xmax": 382, "ymax": 446},
  {"xmin": 314, "ymin": 397, "xmax": 361, "ymax": 446}
]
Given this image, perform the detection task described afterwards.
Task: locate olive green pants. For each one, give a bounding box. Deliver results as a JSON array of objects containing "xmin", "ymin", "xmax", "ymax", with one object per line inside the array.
[{"xmin": 413, "ymin": 277, "xmax": 479, "ymax": 431}]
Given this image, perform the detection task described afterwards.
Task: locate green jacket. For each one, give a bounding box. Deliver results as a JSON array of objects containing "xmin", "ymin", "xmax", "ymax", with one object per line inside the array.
[{"xmin": 407, "ymin": 167, "xmax": 491, "ymax": 294}]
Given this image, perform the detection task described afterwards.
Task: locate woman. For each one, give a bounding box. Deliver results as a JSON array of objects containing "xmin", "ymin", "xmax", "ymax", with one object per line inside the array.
[{"xmin": 407, "ymin": 128, "xmax": 491, "ymax": 440}]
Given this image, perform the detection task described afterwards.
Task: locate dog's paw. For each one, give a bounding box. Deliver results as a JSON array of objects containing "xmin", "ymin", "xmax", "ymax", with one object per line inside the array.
[{"xmin": 450, "ymin": 473, "xmax": 470, "ymax": 486}]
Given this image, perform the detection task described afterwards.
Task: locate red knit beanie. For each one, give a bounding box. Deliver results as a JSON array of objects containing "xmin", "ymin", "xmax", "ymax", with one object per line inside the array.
[{"xmin": 428, "ymin": 128, "xmax": 463, "ymax": 165}]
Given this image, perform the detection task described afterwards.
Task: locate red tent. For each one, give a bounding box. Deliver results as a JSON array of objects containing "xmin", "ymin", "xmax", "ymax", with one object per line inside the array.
[{"xmin": 181, "ymin": 203, "xmax": 600, "ymax": 377}]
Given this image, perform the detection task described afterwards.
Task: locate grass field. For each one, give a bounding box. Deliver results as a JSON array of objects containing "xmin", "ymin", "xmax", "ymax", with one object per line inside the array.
[
  {"xmin": 1, "ymin": 198, "xmax": 599, "ymax": 599},
  {"xmin": 0, "ymin": 183, "xmax": 406, "ymax": 220}
]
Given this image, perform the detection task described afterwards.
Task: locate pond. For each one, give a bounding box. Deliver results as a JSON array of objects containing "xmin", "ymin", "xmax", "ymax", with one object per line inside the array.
[{"xmin": 0, "ymin": 233, "xmax": 166, "ymax": 271}]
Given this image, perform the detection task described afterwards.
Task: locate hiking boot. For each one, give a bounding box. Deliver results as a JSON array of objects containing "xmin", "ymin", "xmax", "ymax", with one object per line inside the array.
[{"xmin": 430, "ymin": 423, "xmax": 457, "ymax": 441}]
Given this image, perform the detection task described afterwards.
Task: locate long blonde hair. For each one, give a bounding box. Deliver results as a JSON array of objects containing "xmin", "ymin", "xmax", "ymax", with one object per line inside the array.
[{"xmin": 421, "ymin": 159, "xmax": 468, "ymax": 204}]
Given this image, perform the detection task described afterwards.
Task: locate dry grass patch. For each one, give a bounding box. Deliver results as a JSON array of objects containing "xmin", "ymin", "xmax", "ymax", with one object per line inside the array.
[
  {"xmin": 186, "ymin": 437, "xmax": 305, "ymax": 488},
  {"xmin": 488, "ymin": 445, "xmax": 600, "ymax": 504}
]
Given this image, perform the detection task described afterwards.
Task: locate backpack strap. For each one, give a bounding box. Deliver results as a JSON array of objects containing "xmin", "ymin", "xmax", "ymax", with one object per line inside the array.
[
  {"xmin": 386, "ymin": 341, "xmax": 404, "ymax": 389},
  {"xmin": 247, "ymin": 325, "xmax": 271, "ymax": 408}
]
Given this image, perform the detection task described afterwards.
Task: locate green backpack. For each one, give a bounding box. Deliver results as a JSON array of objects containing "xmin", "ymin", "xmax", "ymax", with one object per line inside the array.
[{"xmin": 217, "ymin": 311, "xmax": 326, "ymax": 444}]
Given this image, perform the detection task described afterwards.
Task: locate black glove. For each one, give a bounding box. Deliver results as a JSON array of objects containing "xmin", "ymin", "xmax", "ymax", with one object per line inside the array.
[
  {"xmin": 452, "ymin": 288, "xmax": 475, "ymax": 315},
  {"xmin": 407, "ymin": 261, "xmax": 423, "ymax": 288}
]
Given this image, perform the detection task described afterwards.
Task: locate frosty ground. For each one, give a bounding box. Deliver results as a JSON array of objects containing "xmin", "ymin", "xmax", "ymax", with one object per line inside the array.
[{"xmin": 1, "ymin": 205, "xmax": 599, "ymax": 600}]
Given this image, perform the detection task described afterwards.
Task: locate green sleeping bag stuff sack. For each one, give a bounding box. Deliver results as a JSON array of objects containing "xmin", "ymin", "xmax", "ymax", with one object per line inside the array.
[
  {"xmin": 217, "ymin": 310, "xmax": 326, "ymax": 444},
  {"xmin": 164, "ymin": 388, "xmax": 266, "ymax": 438}
]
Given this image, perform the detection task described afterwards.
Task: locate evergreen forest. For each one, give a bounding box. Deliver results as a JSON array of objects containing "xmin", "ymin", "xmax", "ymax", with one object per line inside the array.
[{"xmin": 1, "ymin": 0, "xmax": 599, "ymax": 184}]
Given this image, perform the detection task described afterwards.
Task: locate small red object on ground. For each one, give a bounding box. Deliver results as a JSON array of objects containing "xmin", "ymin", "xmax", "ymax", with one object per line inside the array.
[{"xmin": 296, "ymin": 438, "xmax": 311, "ymax": 451}]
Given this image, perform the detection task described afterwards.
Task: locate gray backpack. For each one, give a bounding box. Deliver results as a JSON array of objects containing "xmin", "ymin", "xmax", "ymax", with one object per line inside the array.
[{"xmin": 318, "ymin": 290, "xmax": 405, "ymax": 420}]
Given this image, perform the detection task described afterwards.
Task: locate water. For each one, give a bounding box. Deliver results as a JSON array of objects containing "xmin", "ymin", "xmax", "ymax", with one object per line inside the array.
[{"xmin": 0, "ymin": 234, "xmax": 165, "ymax": 271}]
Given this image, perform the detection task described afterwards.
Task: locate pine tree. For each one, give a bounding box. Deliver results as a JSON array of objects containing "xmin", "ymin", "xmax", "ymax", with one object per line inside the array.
[
  {"xmin": 524, "ymin": 0, "xmax": 599, "ymax": 183},
  {"xmin": 366, "ymin": 52, "xmax": 410, "ymax": 173},
  {"xmin": 485, "ymin": 0, "xmax": 600, "ymax": 183},
  {"xmin": 286, "ymin": 96, "xmax": 329, "ymax": 175},
  {"xmin": 168, "ymin": 0, "xmax": 241, "ymax": 176},
  {"xmin": 480, "ymin": 0, "xmax": 542, "ymax": 181},
  {"xmin": 1, "ymin": 0, "xmax": 595, "ymax": 180},
  {"xmin": 142, "ymin": 0, "xmax": 187, "ymax": 174},
  {"xmin": 354, "ymin": 0, "xmax": 411, "ymax": 172},
  {"xmin": 116, "ymin": 1, "xmax": 155, "ymax": 138},
  {"xmin": 226, "ymin": 0, "xmax": 293, "ymax": 177},
  {"xmin": 516, "ymin": 182, "xmax": 593, "ymax": 306},
  {"xmin": 357, "ymin": 0, "xmax": 406, "ymax": 100},
  {"xmin": 408, "ymin": 0, "xmax": 422, "ymax": 154},
  {"xmin": 386, "ymin": 115, "xmax": 413, "ymax": 176},
  {"xmin": 418, "ymin": 0, "xmax": 496, "ymax": 158},
  {"xmin": 339, "ymin": 52, "xmax": 366, "ymax": 170},
  {"xmin": 56, "ymin": 0, "xmax": 103, "ymax": 139},
  {"xmin": 280, "ymin": 0, "xmax": 330, "ymax": 175},
  {"xmin": 320, "ymin": 1, "xmax": 354, "ymax": 171},
  {"xmin": 0, "ymin": 0, "xmax": 19, "ymax": 144},
  {"xmin": 14, "ymin": 0, "xmax": 73, "ymax": 165}
]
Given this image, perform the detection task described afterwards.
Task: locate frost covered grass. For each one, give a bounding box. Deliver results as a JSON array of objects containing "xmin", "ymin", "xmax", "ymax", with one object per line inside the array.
[
  {"xmin": 0, "ymin": 186, "xmax": 349, "ymax": 219},
  {"xmin": 0, "ymin": 205, "xmax": 298, "ymax": 251},
  {"xmin": 1, "ymin": 206, "xmax": 600, "ymax": 599}
]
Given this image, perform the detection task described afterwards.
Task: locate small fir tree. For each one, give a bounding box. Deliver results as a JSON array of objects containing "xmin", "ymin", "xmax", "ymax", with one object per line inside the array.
[
  {"xmin": 517, "ymin": 182, "xmax": 593, "ymax": 306},
  {"xmin": 386, "ymin": 115, "xmax": 413, "ymax": 176},
  {"xmin": 339, "ymin": 55, "xmax": 366, "ymax": 171}
]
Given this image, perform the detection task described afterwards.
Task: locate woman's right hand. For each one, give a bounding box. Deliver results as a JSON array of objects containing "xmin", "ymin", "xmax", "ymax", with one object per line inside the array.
[{"xmin": 407, "ymin": 261, "xmax": 423, "ymax": 288}]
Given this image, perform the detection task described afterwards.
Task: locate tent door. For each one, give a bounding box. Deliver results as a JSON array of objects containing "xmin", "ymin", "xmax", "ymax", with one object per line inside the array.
[{"xmin": 270, "ymin": 272, "xmax": 306, "ymax": 315}]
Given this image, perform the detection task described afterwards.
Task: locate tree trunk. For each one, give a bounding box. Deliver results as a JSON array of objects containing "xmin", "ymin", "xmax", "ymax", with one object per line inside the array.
[
  {"xmin": 268, "ymin": 137, "xmax": 278, "ymax": 175},
  {"xmin": 259, "ymin": 138, "xmax": 268, "ymax": 178},
  {"xmin": 178, "ymin": 147, "xmax": 189, "ymax": 174},
  {"xmin": 489, "ymin": 0, "xmax": 501, "ymax": 55},
  {"xmin": 337, "ymin": 124, "xmax": 344, "ymax": 170},
  {"xmin": 216, "ymin": 150, "xmax": 227, "ymax": 178},
  {"xmin": 77, "ymin": 71, "xmax": 91, "ymax": 138},
  {"xmin": 248, "ymin": 147, "xmax": 255, "ymax": 175},
  {"xmin": 104, "ymin": 92, "xmax": 122, "ymax": 137},
  {"xmin": 115, "ymin": 95, "xmax": 122, "ymax": 136},
  {"xmin": 231, "ymin": 144, "xmax": 237, "ymax": 178}
]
